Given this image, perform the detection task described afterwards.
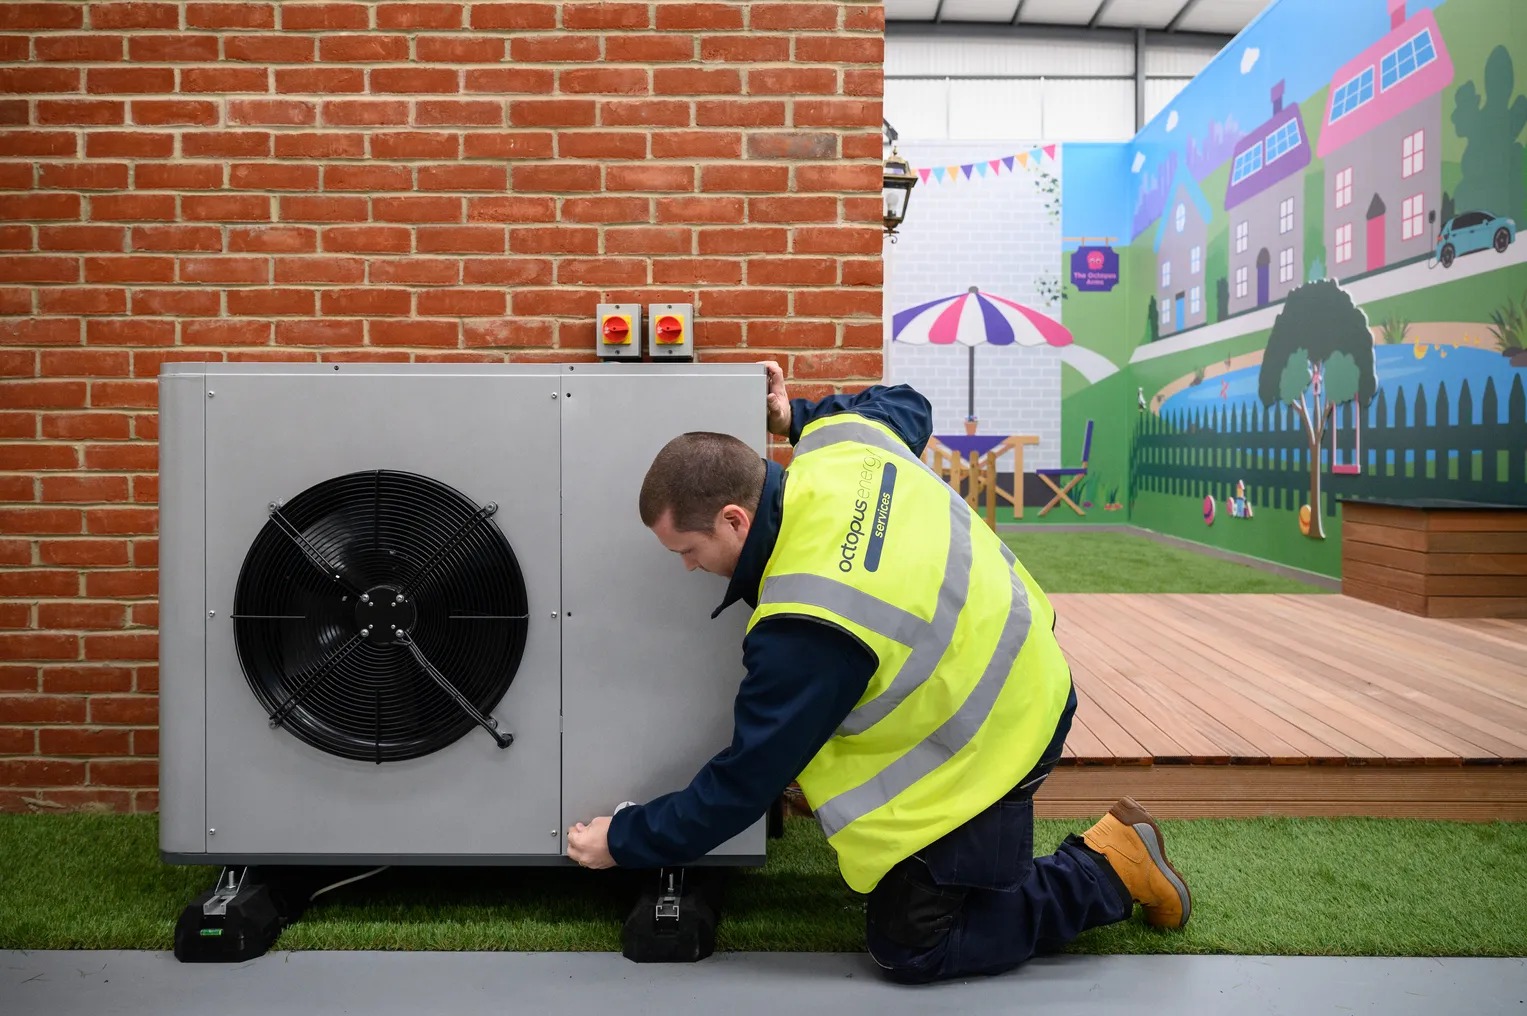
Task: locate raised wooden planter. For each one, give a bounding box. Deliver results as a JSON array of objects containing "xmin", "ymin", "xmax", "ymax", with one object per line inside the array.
[{"xmin": 1339, "ymin": 498, "xmax": 1527, "ymax": 617}]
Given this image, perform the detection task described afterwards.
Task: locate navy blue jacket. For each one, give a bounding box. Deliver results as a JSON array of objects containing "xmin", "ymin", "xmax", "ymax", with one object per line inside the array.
[{"xmin": 606, "ymin": 385, "xmax": 935, "ymax": 868}]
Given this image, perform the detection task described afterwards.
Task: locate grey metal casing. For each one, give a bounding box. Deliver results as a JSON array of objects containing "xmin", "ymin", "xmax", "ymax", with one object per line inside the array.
[{"xmin": 157, "ymin": 362, "xmax": 766, "ymax": 865}]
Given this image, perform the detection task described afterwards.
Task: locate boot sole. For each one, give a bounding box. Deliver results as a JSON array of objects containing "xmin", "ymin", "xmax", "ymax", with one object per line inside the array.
[{"xmin": 1116, "ymin": 799, "xmax": 1191, "ymax": 928}]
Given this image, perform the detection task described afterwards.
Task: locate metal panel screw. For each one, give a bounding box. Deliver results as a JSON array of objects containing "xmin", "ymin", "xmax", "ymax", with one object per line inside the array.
[
  {"xmin": 207, "ymin": 391, "xmax": 215, "ymax": 399},
  {"xmin": 551, "ymin": 829, "xmax": 558, "ymax": 837},
  {"xmin": 550, "ymin": 392, "xmax": 558, "ymax": 399},
  {"xmin": 208, "ymin": 610, "xmax": 215, "ymax": 618},
  {"xmin": 565, "ymin": 392, "xmax": 572, "ymax": 397},
  {"xmin": 209, "ymin": 828, "xmax": 216, "ymax": 836},
  {"xmin": 550, "ymin": 611, "xmax": 558, "ymax": 619}
]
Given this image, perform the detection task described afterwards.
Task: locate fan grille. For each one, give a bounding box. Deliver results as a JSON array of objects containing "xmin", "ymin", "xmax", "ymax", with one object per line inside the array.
[{"xmin": 233, "ymin": 470, "xmax": 529, "ymax": 762}]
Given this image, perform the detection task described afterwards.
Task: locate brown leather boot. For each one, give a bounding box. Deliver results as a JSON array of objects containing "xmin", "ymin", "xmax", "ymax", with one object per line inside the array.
[{"xmin": 1082, "ymin": 797, "xmax": 1191, "ymax": 928}]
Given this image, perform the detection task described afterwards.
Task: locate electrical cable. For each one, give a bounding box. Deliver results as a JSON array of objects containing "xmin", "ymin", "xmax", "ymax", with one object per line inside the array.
[{"xmin": 308, "ymin": 866, "xmax": 390, "ymax": 903}]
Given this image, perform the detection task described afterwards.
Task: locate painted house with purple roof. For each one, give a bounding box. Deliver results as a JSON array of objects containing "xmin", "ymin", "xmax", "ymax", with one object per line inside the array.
[
  {"xmin": 1225, "ymin": 81, "xmax": 1311, "ymax": 315},
  {"xmin": 1317, "ymin": 0, "xmax": 1454, "ymax": 279}
]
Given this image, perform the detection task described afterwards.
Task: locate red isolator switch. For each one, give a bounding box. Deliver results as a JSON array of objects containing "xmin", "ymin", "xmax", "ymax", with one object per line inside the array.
[
  {"xmin": 601, "ymin": 314, "xmax": 632, "ymax": 345},
  {"xmin": 655, "ymin": 315, "xmax": 684, "ymax": 344}
]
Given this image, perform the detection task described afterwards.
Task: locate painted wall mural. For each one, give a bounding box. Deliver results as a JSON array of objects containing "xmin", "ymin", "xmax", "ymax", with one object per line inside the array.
[
  {"xmin": 883, "ymin": 0, "xmax": 1525, "ymax": 564},
  {"xmin": 1039, "ymin": 0, "xmax": 1527, "ymax": 577}
]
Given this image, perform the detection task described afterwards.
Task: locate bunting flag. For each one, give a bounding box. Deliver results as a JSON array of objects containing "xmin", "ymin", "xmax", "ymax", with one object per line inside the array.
[{"xmin": 906, "ymin": 145, "xmax": 1059, "ymax": 186}]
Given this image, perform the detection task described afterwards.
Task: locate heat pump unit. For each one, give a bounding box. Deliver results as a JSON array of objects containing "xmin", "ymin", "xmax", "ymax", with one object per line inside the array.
[{"xmin": 157, "ymin": 362, "xmax": 767, "ymax": 867}]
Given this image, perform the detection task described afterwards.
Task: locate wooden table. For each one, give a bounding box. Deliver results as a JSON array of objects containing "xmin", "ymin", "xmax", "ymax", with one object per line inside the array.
[
  {"xmin": 1339, "ymin": 498, "xmax": 1527, "ymax": 617},
  {"xmin": 924, "ymin": 434, "xmax": 1040, "ymax": 528}
]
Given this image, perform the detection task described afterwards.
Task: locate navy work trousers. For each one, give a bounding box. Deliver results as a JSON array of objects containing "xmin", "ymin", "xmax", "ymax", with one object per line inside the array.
[{"xmin": 863, "ymin": 682, "xmax": 1132, "ymax": 983}]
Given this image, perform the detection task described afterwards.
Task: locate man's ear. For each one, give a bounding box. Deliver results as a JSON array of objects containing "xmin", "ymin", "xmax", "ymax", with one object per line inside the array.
[{"xmin": 719, "ymin": 504, "xmax": 751, "ymax": 535}]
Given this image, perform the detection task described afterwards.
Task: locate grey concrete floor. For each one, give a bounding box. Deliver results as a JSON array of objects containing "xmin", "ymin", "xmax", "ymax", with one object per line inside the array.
[{"xmin": 3, "ymin": 951, "xmax": 1525, "ymax": 1016}]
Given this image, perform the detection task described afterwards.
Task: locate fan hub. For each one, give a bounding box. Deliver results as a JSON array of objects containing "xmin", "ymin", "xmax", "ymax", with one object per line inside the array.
[{"xmin": 356, "ymin": 586, "xmax": 416, "ymax": 645}]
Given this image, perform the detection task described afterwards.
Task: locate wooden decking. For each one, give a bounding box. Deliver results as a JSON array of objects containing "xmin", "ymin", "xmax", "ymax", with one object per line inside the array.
[{"xmin": 1033, "ymin": 594, "xmax": 1527, "ymax": 820}]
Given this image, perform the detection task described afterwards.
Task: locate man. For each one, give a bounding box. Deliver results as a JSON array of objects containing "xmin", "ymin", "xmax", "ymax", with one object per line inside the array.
[{"xmin": 567, "ymin": 364, "xmax": 1191, "ymax": 982}]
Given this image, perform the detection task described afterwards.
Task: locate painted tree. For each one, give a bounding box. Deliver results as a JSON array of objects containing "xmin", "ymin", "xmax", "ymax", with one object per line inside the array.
[
  {"xmin": 1257, "ymin": 280, "xmax": 1376, "ymax": 540},
  {"xmin": 1145, "ymin": 295, "xmax": 1160, "ymax": 344},
  {"xmin": 1453, "ymin": 45, "xmax": 1527, "ymax": 224}
]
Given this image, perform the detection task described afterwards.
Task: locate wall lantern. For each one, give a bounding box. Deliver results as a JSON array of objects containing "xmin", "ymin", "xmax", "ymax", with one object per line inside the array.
[{"xmin": 882, "ymin": 119, "xmax": 916, "ymax": 242}]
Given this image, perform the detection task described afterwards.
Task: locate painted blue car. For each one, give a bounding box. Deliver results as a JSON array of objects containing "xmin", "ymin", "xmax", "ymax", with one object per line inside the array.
[{"xmin": 1435, "ymin": 210, "xmax": 1516, "ymax": 268}]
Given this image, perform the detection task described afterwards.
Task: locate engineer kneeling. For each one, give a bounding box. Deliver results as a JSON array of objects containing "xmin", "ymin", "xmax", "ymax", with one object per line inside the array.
[{"xmin": 567, "ymin": 364, "xmax": 1191, "ymax": 982}]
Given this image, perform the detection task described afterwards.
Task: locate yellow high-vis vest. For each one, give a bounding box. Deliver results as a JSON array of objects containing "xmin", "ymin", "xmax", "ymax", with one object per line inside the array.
[{"xmin": 748, "ymin": 413, "xmax": 1071, "ymax": 893}]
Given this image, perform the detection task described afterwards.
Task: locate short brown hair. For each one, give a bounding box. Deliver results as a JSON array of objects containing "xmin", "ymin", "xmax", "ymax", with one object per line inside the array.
[{"xmin": 639, "ymin": 432, "xmax": 765, "ymax": 532}]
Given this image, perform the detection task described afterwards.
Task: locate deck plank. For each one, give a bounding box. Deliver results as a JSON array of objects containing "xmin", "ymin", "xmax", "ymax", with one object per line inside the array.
[
  {"xmin": 1032, "ymin": 594, "xmax": 1527, "ymax": 818},
  {"xmin": 1317, "ymin": 595, "xmax": 1527, "ymax": 676},
  {"xmin": 1277, "ymin": 597, "xmax": 1527, "ymax": 715},
  {"xmin": 1046, "ymin": 593, "xmax": 1527, "ymax": 767},
  {"xmin": 1224, "ymin": 596, "xmax": 1527, "ymax": 755},
  {"xmin": 1210, "ymin": 596, "xmax": 1514, "ymax": 761},
  {"xmin": 1060, "ymin": 599, "xmax": 1274, "ymax": 763},
  {"xmin": 1445, "ymin": 618, "xmax": 1527, "ymax": 647},
  {"xmin": 1058, "ymin": 596, "xmax": 1368, "ymax": 763},
  {"xmin": 1119, "ymin": 595, "xmax": 1452, "ymax": 762},
  {"xmin": 1064, "ymin": 658, "xmax": 1154, "ymax": 763}
]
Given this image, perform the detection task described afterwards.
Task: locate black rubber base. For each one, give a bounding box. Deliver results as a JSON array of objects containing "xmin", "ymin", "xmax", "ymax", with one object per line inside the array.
[
  {"xmin": 173, "ymin": 868, "xmax": 311, "ymax": 963},
  {"xmin": 621, "ymin": 868, "xmax": 728, "ymax": 964}
]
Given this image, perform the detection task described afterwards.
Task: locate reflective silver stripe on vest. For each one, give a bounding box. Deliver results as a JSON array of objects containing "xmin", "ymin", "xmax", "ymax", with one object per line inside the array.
[
  {"xmin": 793, "ymin": 419, "xmax": 935, "ymax": 476},
  {"xmin": 815, "ymin": 563, "xmax": 1033, "ymax": 840},
  {"xmin": 777, "ymin": 419, "xmax": 973, "ymax": 735},
  {"xmin": 758, "ymin": 573, "xmax": 927, "ymax": 646},
  {"xmin": 837, "ymin": 493, "xmax": 968, "ymax": 735}
]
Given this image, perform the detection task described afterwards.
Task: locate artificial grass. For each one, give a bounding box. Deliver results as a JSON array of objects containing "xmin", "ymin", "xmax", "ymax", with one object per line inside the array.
[
  {"xmin": 1001, "ymin": 531, "xmax": 1323, "ymax": 594},
  {"xmin": 3, "ymin": 814, "xmax": 1524, "ymax": 956}
]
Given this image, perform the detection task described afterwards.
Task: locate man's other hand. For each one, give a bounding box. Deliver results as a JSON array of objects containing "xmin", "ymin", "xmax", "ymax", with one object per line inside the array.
[
  {"xmin": 762, "ymin": 360, "xmax": 791, "ymax": 437},
  {"xmin": 567, "ymin": 816, "xmax": 616, "ymax": 868}
]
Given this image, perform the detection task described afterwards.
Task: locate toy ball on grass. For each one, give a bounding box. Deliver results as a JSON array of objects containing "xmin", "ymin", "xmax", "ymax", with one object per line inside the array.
[
  {"xmin": 1299, "ymin": 504, "xmax": 1312, "ymax": 536},
  {"xmin": 1203, "ymin": 496, "xmax": 1215, "ymax": 525}
]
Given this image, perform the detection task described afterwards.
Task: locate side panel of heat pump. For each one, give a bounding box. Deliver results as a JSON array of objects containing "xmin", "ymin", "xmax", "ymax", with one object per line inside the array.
[
  {"xmin": 560, "ymin": 365, "xmax": 767, "ymax": 862},
  {"xmin": 158, "ymin": 373, "xmax": 209, "ymax": 855}
]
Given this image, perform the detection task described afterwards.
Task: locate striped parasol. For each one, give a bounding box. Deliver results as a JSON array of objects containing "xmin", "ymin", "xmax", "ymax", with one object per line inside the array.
[{"xmin": 892, "ymin": 287, "xmax": 1072, "ymax": 420}]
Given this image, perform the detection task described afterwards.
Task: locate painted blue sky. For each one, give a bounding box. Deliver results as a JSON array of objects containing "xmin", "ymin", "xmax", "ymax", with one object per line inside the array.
[
  {"xmin": 1062, "ymin": 0, "xmax": 1450, "ymax": 247},
  {"xmin": 1133, "ymin": 0, "xmax": 1449, "ymax": 177},
  {"xmin": 1060, "ymin": 142, "xmax": 1131, "ymax": 244}
]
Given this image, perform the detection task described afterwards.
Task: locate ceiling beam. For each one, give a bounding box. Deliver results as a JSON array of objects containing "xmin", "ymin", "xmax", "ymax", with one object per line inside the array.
[
  {"xmin": 884, "ymin": 20, "xmax": 1234, "ymax": 48},
  {"xmin": 1165, "ymin": 0, "xmax": 1207, "ymax": 32},
  {"xmin": 1088, "ymin": 0, "xmax": 1119, "ymax": 30}
]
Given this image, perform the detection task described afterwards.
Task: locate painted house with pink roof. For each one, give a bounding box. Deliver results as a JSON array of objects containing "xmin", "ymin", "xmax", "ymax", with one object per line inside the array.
[{"xmin": 1317, "ymin": 0, "xmax": 1454, "ymax": 279}]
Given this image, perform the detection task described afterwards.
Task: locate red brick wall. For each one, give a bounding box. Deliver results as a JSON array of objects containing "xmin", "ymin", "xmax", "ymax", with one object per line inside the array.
[{"xmin": 0, "ymin": 1, "xmax": 884, "ymax": 812}]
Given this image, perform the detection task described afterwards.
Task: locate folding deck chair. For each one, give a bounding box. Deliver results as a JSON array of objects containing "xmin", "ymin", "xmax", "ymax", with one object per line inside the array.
[{"xmin": 1036, "ymin": 420, "xmax": 1092, "ymax": 517}]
